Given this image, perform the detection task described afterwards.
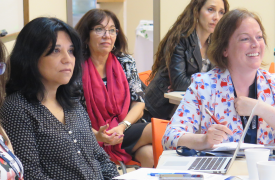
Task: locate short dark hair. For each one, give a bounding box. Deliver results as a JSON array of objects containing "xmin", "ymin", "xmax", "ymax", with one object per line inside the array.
[
  {"xmin": 208, "ymin": 9, "xmax": 267, "ymax": 70},
  {"xmin": 75, "ymin": 9, "xmax": 128, "ymax": 59},
  {"xmin": 7, "ymin": 17, "xmax": 83, "ymax": 109},
  {"xmin": 0, "ymin": 40, "xmax": 9, "ymax": 106}
]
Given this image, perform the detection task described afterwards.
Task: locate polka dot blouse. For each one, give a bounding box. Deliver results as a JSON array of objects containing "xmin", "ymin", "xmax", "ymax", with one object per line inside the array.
[{"xmin": 0, "ymin": 92, "xmax": 119, "ymax": 180}]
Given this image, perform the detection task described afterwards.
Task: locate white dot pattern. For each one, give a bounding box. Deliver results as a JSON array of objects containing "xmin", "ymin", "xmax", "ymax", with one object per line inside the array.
[{"xmin": 0, "ymin": 92, "xmax": 119, "ymax": 180}]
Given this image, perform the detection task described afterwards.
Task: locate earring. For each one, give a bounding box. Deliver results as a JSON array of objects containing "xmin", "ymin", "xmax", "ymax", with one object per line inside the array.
[
  {"xmin": 112, "ymin": 45, "xmax": 116, "ymax": 51},
  {"xmin": 84, "ymin": 44, "xmax": 89, "ymax": 55}
]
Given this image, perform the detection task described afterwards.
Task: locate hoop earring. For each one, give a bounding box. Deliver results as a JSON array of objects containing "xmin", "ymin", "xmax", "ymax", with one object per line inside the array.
[
  {"xmin": 207, "ymin": 36, "xmax": 211, "ymax": 44},
  {"xmin": 84, "ymin": 44, "xmax": 89, "ymax": 55},
  {"xmin": 112, "ymin": 45, "xmax": 116, "ymax": 51}
]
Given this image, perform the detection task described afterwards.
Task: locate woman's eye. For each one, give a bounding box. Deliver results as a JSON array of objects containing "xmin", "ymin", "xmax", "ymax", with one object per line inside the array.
[
  {"xmin": 53, "ymin": 48, "xmax": 60, "ymax": 53},
  {"xmin": 68, "ymin": 49, "xmax": 74, "ymax": 54},
  {"xmin": 95, "ymin": 28, "xmax": 103, "ymax": 32},
  {"xmin": 241, "ymin": 38, "xmax": 249, "ymax": 41},
  {"xmin": 208, "ymin": 8, "xmax": 214, "ymax": 12},
  {"xmin": 257, "ymin": 36, "xmax": 263, "ymax": 40},
  {"xmin": 219, "ymin": 11, "xmax": 225, "ymax": 15},
  {"xmin": 110, "ymin": 29, "xmax": 116, "ymax": 33}
]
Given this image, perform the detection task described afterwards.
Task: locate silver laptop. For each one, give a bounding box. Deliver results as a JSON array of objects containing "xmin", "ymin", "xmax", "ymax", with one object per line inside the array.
[{"xmin": 162, "ymin": 101, "xmax": 259, "ymax": 174}]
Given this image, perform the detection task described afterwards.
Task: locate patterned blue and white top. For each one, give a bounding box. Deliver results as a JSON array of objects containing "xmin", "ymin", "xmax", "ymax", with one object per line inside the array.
[{"xmin": 163, "ymin": 67, "xmax": 275, "ymax": 150}]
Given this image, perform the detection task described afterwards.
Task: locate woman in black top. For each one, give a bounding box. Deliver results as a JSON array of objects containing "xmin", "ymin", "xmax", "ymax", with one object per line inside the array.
[
  {"xmin": 0, "ymin": 17, "xmax": 119, "ymax": 180},
  {"xmin": 145, "ymin": 0, "xmax": 229, "ymax": 120}
]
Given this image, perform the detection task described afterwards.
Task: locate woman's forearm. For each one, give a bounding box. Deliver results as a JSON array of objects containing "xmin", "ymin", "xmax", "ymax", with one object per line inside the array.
[
  {"xmin": 123, "ymin": 101, "xmax": 145, "ymax": 124},
  {"xmin": 177, "ymin": 133, "xmax": 210, "ymax": 151}
]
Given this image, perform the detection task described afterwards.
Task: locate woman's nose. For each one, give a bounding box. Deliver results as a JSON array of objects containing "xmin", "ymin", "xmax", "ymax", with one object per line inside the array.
[
  {"xmin": 61, "ymin": 51, "xmax": 73, "ymax": 63},
  {"xmin": 251, "ymin": 38, "xmax": 260, "ymax": 48}
]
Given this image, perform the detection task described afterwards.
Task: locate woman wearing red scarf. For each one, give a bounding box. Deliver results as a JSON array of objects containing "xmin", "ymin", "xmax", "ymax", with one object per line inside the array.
[{"xmin": 75, "ymin": 9, "xmax": 153, "ymax": 167}]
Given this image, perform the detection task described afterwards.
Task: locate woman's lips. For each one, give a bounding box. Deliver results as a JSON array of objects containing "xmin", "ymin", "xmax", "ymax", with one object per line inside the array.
[
  {"xmin": 101, "ymin": 42, "xmax": 111, "ymax": 45},
  {"xmin": 60, "ymin": 69, "xmax": 71, "ymax": 72}
]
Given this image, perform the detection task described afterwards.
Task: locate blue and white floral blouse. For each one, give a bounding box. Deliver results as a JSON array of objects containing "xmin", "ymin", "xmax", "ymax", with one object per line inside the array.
[{"xmin": 162, "ymin": 67, "xmax": 275, "ymax": 150}]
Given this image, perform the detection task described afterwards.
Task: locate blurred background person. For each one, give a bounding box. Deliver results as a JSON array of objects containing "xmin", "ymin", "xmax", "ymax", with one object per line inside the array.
[
  {"xmin": 0, "ymin": 40, "xmax": 23, "ymax": 180},
  {"xmin": 145, "ymin": 0, "xmax": 229, "ymax": 120}
]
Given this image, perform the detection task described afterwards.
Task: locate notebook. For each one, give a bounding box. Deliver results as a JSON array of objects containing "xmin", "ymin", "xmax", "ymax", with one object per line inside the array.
[{"xmin": 161, "ymin": 101, "xmax": 260, "ymax": 174}]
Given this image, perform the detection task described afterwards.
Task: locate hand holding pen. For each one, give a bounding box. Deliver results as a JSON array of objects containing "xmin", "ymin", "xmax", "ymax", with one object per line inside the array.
[{"xmin": 204, "ymin": 108, "xmax": 233, "ymax": 147}]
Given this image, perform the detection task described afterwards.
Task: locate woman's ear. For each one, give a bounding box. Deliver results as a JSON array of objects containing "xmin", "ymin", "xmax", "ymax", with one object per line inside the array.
[{"xmin": 223, "ymin": 48, "xmax": 228, "ymax": 57}]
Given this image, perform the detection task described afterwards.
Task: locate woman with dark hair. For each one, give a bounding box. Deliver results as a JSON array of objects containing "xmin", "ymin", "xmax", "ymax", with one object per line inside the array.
[
  {"xmin": 163, "ymin": 9, "xmax": 275, "ymax": 151},
  {"xmin": 0, "ymin": 40, "xmax": 23, "ymax": 179},
  {"xmin": 145, "ymin": 0, "xmax": 229, "ymax": 120},
  {"xmin": 0, "ymin": 17, "xmax": 119, "ymax": 179},
  {"xmin": 75, "ymin": 9, "xmax": 153, "ymax": 167}
]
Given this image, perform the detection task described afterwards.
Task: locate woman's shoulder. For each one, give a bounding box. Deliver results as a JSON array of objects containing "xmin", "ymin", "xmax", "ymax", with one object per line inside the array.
[
  {"xmin": 258, "ymin": 68, "xmax": 275, "ymax": 83},
  {"xmin": 3, "ymin": 92, "xmax": 26, "ymax": 105},
  {"xmin": 1, "ymin": 92, "xmax": 33, "ymax": 115},
  {"xmin": 116, "ymin": 53, "xmax": 135, "ymax": 63},
  {"xmin": 191, "ymin": 67, "xmax": 222, "ymax": 82},
  {"xmin": 259, "ymin": 68, "xmax": 273, "ymax": 76}
]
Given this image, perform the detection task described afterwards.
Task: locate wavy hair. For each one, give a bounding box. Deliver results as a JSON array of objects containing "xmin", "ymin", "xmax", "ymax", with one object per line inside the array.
[
  {"xmin": 0, "ymin": 40, "xmax": 9, "ymax": 106},
  {"xmin": 148, "ymin": 0, "xmax": 229, "ymax": 82}
]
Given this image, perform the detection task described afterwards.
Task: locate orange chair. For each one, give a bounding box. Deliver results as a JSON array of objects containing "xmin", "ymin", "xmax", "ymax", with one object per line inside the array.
[
  {"xmin": 151, "ymin": 118, "xmax": 169, "ymax": 167},
  {"xmin": 138, "ymin": 70, "xmax": 152, "ymax": 86},
  {"xmin": 114, "ymin": 160, "xmax": 141, "ymax": 174},
  {"xmin": 269, "ymin": 62, "xmax": 275, "ymax": 73}
]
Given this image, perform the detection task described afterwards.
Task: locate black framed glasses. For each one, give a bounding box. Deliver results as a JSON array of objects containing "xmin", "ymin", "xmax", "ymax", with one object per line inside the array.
[
  {"xmin": 91, "ymin": 27, "xmax": 119, "ymax": 36},
  {"xmin": 0, "ymin": 62, "xmax": 6, "ymax": 75}
]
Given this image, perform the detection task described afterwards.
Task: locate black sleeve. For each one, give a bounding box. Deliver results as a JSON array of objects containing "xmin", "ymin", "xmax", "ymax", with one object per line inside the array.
[
  {"xmin": 1, "ymin": 102, "xmax": 54, "ymax": 180},
  {"xmin": 169, "ymin": 39, "xmax": 192, "ymax": 91}
]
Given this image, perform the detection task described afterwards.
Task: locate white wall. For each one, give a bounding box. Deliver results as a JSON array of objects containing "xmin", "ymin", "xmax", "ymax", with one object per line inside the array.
[
  {"xmin": 28, "ymin": 0, "xmax": 67, "ymax": 22},
  {"xmin": 3, "ymin": 0, "xmax": 67, "ymax": 53},
  {"xmin": 100, "ymin": 0, "xmax": 153, "ymax": 56}
]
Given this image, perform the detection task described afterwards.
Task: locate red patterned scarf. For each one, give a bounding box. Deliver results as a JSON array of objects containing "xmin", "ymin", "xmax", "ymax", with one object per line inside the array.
[{"xmin": 82, "ymin": 52, "xmax": 131, "ymax": 163}]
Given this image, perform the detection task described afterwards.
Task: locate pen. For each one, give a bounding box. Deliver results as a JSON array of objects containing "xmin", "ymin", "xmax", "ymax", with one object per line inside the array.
[
  {"xmin": 148, "ymin": 173, "xmax": 204, "ymax": 179},
  {"xmin": 148, "ymin": 173, "xmax": 190, "ymax": 176},
  {"xmin": 205, "ymin": 108, "xmax": 220, "ymax": 124}
]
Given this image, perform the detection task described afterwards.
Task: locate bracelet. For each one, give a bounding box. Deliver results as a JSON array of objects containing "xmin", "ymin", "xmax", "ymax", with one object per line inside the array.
[{"xmin": 118, "ymin": 120, "xmax": 131, "ymax": 131}]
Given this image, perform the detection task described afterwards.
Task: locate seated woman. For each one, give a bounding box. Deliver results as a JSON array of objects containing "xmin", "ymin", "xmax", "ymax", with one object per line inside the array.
[
  {"xmin": 145, "ymin": 0, "xmax": 229, "ymax": 120},
  {"xmin": 0, "ymin": 40, "xmax": 23, "ymax": 179},
  {"xmin": 75, "ymin": 9, "xmax": 153, "ymax": 167},
  {"xmin": 162, "ymin": 9, "xmax": 275, "ymax": 151},
  {"xmin": 0, "ymin": 17, "xmax": 119, "ymax": 179}
]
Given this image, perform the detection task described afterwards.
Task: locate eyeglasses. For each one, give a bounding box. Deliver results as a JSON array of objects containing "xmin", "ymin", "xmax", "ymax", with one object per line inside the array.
[
  {"xmin": 0, "ymin": 62, "xmax": 6, "ymax": 75},
  {"xmin": 91, "ymin": 27, "xmax": 119, "ymax": 36}
]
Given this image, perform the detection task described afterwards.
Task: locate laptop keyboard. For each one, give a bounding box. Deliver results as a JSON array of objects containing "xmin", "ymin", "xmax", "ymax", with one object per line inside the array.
[{"xmin": 188, "ymin": 157, "xmax": 227, "ymax": 170}]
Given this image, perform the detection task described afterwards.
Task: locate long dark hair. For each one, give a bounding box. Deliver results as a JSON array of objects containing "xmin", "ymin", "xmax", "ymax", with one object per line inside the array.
[
  {"xmin": 7, "ymin": 17, "xmax": 83, "ymax": 109},
  {"xmin": 148, "ymin": 0, "xmax": 229, "ymax": 82},
  {"xmin": 75, "ymin": 9, "xmax": 129, "ymax": 59}
]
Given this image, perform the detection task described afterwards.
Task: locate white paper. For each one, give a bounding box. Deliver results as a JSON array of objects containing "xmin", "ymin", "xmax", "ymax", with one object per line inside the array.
[
  {"xmin": 211, "ymin": 142, "xmax": 264, "ymax": 151},
  {"xmin": 113, "ymin": 168, "xmax": 237, "ymax": 180}
]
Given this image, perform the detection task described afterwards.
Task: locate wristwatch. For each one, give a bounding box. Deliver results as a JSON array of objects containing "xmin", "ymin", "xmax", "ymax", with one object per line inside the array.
[{"xmin": 118, "ymin": 120, "xmax": 131, "ymax": 131}]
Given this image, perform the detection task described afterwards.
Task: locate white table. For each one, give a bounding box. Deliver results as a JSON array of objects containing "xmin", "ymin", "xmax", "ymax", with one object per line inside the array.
[{"xmin": 164, "ymin": 91, "xmax": 185, "ymax": 105}]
